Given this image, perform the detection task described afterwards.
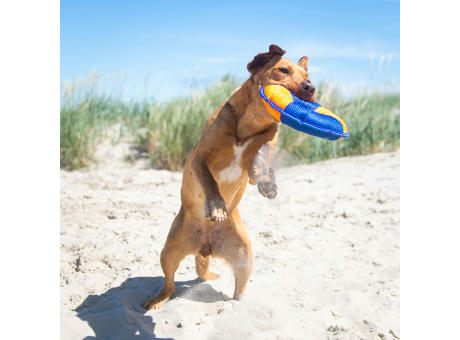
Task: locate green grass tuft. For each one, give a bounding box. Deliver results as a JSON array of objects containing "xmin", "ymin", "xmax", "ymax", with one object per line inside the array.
[{"xmin": 60, "ymin": 73, "xmax": 146, "ymax": 170}]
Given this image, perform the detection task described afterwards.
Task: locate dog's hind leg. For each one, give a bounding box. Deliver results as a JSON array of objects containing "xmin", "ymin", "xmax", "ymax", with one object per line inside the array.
[
  {"xmin": 142, "ymin": 245, "xmax": 187, "ymax": 310},
  {"xmin": 228, "ymin": 243, "xmax": 252, "ymax": 300},
  {"xmin": 195, "ymin": 254, "xmax": 220, "ymax": 280},
  {"xmin": 142, "ymin": 207, "xmax": 190, "ymax": 310},
  {"xmin": 212, "ymin": 208, "xmax": 253, "ymax": 300}
]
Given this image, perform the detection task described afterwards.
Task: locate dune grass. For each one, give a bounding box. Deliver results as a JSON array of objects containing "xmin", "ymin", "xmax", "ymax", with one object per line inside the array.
[
  {"xmin": 60, "ymin": 74, "xmax": 399, "ymax": 171},
  {"xmin": 60, "ymin": 73, "xmax": 148, "ymax": 170},
  {"xmin": 138, "ymin": 75, "xmax": 239, "ymax": 170}
]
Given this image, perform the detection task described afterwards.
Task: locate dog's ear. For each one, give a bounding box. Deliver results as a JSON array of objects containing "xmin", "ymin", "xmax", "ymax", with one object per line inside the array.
[
  {"xmin": 268, "ymin": 44, "xmax": 285, "ymax": 56},
  {"xmin": 298, "ymin": 56, "xmax": 309, "ymax": 71},
  {"xmin": 247, "ymin": 44, "xmax": 286, "ymax": 75}
]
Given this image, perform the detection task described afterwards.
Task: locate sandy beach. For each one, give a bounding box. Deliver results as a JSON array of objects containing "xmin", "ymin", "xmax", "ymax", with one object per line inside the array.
[{"xmin": 60, "ymin": 142, "xmax": 399, "ymax": 340}]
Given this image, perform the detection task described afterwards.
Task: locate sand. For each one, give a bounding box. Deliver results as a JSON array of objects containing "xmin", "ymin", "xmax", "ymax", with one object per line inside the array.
[{"xmin": 60, "ymin": 140, "xmax": 399, "ymax": 340}]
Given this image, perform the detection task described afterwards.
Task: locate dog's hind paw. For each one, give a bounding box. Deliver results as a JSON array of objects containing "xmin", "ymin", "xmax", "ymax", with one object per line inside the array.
[{"xmin": 142, "ymin": 296, "xmax": 169, "ymax": 310}]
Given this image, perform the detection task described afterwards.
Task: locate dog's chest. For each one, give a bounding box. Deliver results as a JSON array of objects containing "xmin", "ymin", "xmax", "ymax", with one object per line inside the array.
[{"xmin": 218, "ymin": 139, "xmax": 252, "ymax": 183}]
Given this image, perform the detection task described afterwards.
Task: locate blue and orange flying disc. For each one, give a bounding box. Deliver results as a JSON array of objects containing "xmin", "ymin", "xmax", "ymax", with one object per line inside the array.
[{"xmin": 259, "ymin": 85, "xmax": 349, "ymax": 141}]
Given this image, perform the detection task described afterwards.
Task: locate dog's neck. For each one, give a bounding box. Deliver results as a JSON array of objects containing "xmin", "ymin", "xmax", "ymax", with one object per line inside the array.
[
  {"xmin": 227, "ymin": 78, "xmax": 277, "ymax": 141},
  {"xmin": 227, "ymin": 79, "xmax": 254, "ymax": 117}
]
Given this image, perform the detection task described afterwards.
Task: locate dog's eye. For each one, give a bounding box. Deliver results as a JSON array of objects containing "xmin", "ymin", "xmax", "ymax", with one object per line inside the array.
[{"xmin": 279, "ymin": 68, "xmax": 289, "ymax": 74}]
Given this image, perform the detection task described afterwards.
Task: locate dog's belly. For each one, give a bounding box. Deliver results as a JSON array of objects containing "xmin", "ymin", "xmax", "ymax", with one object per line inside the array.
[
  {"xmin": 181, "ymin": 138, "xmax": 252, "ymax": 221},
  {"xmin": 185, "ymin": 220, "xmax": 228, "ymax": 256},
  {"xmin": 215, "ymin": 139, "xmax": 252, "ymax": 209},
  {"xmin": 218, "ymin": 162, "xmax": 242, "ymax": 183},
  {"xmin": 216, "ymin": 138, "xmax": 251, "ymax": 184}
]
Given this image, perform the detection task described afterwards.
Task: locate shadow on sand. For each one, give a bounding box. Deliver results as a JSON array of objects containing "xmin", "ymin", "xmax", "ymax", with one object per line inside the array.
[{"xmin": 75, "ymin": 276, "xmax": 228, "ymax": 340}]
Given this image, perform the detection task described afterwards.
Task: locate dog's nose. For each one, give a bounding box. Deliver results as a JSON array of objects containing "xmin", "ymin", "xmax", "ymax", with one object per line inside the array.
[{"xmin": 300, "ymin": 80, "xmax": 315, "ymax": 96}]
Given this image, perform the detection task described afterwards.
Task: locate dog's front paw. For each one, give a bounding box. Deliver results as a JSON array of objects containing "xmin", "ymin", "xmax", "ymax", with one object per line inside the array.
[
  {"xmin": 257, "ymin": 168, "xmax": 277, "ymax": 199},
  {"xmin": 204, "ymin": 196, "xmax": 228, "ymax": 222},
  {"xmin": 258, "ymin": 181, "xmax": 277, "ymax": 199}
]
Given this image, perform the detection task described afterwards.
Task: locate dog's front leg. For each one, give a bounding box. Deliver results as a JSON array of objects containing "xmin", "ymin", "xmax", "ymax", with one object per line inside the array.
[
  {"xmin": 247, "ymin": 124, "xmax": 278, "ymax": 199},
  {"xmin": 192, "ymin": 156, "xmax": 228, "ymax": 222},
  {"xmin": 251, "ymin": 149, "xmax": 277, "ymax": 199}
]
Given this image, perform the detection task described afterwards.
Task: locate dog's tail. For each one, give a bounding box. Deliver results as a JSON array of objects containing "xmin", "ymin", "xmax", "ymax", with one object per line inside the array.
[{"xmin": 195, "ymin": 250, "xmax": 219, "ymax": 281}]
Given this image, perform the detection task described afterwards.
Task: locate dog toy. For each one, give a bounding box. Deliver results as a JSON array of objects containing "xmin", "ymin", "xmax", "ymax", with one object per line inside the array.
[{"xmin": 259, "ymin": 85, "xmax": 349, "ymax": 141}]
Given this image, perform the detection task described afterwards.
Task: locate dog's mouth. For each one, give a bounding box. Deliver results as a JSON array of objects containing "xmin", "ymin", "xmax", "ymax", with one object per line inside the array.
[
  {"xmin": 279, "ymin": 84, "xmax": 316, "ymax": 102},
  {"xmin": 296, "ymin": 90, "xmax": 315, "ymax": 102}
]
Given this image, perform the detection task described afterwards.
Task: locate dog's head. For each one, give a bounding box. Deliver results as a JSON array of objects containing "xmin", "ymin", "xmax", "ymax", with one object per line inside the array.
[{"xmin": 247, "ymin": 44, "xmax": 316, "ymax": 102}]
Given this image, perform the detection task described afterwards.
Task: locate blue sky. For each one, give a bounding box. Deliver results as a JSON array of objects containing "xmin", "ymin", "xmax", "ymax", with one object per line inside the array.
[{"xmin": 61, "ymin": 0, "xmax": 399, "ymax": 100}]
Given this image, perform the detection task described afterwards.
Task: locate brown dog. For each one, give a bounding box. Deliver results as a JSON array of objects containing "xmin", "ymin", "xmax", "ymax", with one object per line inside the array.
[{"xmin": 142, "ymin": 44, "xmax": 316, "ymax": 310}]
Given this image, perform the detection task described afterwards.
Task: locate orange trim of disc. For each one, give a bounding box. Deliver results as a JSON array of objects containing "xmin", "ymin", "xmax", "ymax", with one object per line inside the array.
[{"xmin": 262, "ymin": 99, "xmax": 281, "ymax": 122}]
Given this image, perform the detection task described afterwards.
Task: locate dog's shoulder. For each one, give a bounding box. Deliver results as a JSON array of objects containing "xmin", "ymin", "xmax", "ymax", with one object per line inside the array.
[{"xmin": 203, "ymin": 101, "xmax": 237, "ymax": 137}]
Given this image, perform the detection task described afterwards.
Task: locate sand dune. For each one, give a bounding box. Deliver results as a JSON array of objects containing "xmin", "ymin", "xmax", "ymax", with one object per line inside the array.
[{"xmin": 60, "ymin": 149, "xmax": 399, "ymax": 340}]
